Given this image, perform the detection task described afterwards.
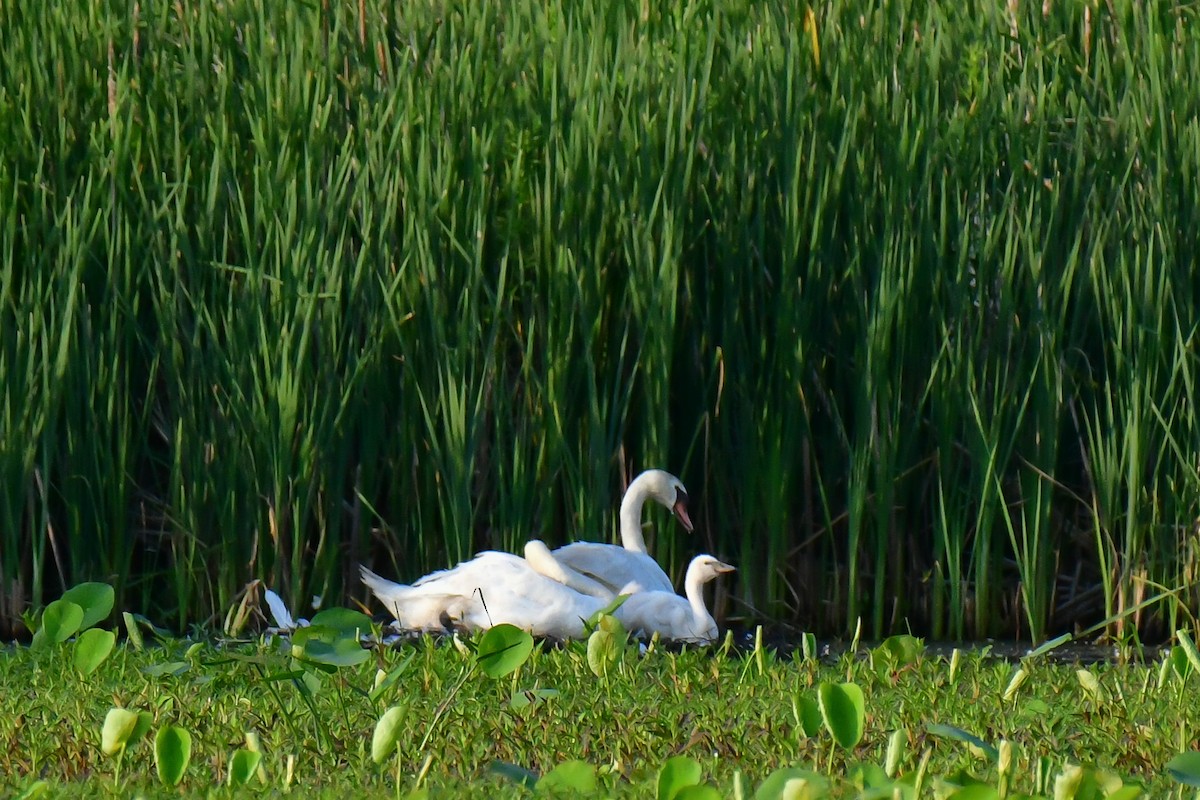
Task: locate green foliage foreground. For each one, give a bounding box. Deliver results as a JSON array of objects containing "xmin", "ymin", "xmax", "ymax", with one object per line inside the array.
[
  {"xmin": 6, "ymin": 587, "xmax": 1200, "ymax": 798},
  {"xmin": 3, "ymin": 0, "xmax": 1200, "ymax": 641}
]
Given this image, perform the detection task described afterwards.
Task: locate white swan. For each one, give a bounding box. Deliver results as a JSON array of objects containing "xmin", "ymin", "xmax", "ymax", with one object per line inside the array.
[
  {"xmin": 551, "ymin": 469, "xmax": 694, "ymax": 594},
  {"xmin": 614, "ymin": 555, "xmax": 735, "ymax": 643},
  {"xmin": 360, "ymin": 547, "xmax": 734, "ymax": 643},
  {"xmin": 359, "ymin": 542, "xmax": 614, "ymax": 638}
]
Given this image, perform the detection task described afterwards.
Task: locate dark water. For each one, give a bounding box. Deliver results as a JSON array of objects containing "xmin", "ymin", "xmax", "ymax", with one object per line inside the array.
[{"xmin": 725, "ymin": 627, "xmax": 1169, "ymax": 665}]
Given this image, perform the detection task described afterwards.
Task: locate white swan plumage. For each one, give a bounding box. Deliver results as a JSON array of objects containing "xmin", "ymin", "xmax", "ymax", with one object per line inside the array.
[
  {"xmin": 359, "ymin": 542, "xmax": 614, "ymax": 639},
  {"xmin": 551, "ymin": 469, "xmax": 693, "ymax": 594},
  {"xmin": 360, "ymin": 544, "xmax": 733, "ymax": 644},
  {"xmin": 614, "ymin": 555, "xmax": 735, "ymax": 643}
]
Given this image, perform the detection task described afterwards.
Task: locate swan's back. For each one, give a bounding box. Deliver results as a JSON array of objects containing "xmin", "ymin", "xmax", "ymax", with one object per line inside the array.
[
  {"xmin": 363, "ymin": 551, "xmax": 608, "ymax": 639},
  {"xmin": 551, "ymin": 543, "xmax": 673, "ymax": 594}
]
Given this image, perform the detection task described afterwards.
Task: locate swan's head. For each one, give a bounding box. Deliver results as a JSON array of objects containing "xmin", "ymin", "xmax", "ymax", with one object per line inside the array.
[
  {"xmin": 687, "ymin": 555, "xmax": 736, "ymax": 584},
  {"xmin": 630, "ymin": 469, "xmax": 694, "ymax": 532}
]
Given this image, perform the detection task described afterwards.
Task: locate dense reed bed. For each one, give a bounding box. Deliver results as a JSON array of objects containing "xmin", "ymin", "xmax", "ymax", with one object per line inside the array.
[{"xmin": 2, "ymin": 0, "xmax": 1198, "ymax": 641}]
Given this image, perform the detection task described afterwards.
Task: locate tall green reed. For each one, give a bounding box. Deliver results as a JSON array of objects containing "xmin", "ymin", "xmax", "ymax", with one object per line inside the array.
[{"xmin": 2, "ymin": 0, "xmax": 1199, "ymax": 641}]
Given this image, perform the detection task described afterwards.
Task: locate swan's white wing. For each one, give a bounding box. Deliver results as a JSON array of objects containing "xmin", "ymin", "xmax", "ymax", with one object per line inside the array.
[
  {"xmin": 264, "ymin": 589, "xmax": 295, "ymax": 631},
  {"xmin": 551, "ymin": 543, "xmax": 673, "ymax": 594},
  {"xmin": 617, "ymin": 592, "xmax": 717, "ymax": 643},
  {"xmin": 364, "ymin": 554, "xmax": 603, "ymax": 638}
]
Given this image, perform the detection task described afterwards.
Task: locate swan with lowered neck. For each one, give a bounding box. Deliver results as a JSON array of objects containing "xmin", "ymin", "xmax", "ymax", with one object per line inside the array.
[
  {"xmin": 613, "ymin": 555, "xmax": 735, "ymax": 643},
  {"xmin": 551, "ymin": 469, "xmax": 693, "ymax": 594}
]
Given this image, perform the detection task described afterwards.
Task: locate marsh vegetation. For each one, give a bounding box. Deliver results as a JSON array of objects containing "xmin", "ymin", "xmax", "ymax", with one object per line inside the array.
[
  {"xmin": 6, "ymin": 582, "xmax": 1200, "ymax": 798},
  {"xmin": 3, "ymin": 0, "xmax": 1199, "ymax": 646}
]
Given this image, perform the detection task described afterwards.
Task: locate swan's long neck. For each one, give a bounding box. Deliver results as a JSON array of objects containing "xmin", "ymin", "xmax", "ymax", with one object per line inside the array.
[
  {"xmin": 683, "ymin": 568, "xmax": 714, "ymax": 631},
  {"xmin": 525, "ymin": 540, "xmax": 614, "ymax": 599},
  {"xmin": 618, "ymin": 475, "xmax": 654, "ymax": 554}
]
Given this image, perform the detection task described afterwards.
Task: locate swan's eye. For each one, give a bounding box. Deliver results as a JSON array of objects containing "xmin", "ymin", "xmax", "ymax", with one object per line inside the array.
[{"xmin": 675, "ymin": 488, "xmax": 690, "ymax": 506}]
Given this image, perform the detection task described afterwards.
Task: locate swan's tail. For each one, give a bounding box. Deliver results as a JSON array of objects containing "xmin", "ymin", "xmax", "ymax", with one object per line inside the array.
[
  {"xmin": 359, "ymin": 565, "xmax": 465, "ymax": 631},
  {"xmin": 359, "ymin": 565, "xmax": 409, "ymax": 603}
]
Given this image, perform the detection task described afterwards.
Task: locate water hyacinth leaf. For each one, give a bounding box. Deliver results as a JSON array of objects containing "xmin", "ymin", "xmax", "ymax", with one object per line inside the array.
[
  {"xmin": 536, "ymin": 760, "xmax": 597, "ymax": 793},
  {"xmin": 309, "ymin": 607, "xmax": 373, "ymax": 635},
  {"xmin": 1076, "ymin": 669, "xmax": 1102, "ymax": 701},
  {"xmin": 131, "ymin": 712, "xmax": 154, "ymax": 745},
  {"xmin": 476, "ymin": 624, "xmax": 534, "ymax": 679},
  {"xmin": 926, "ymin": 724, "xmax": 999, "ymax": 761},
  {"xmin": 101, "ymin": 707, "xmax": 141, "ymax": 756},
  {"xmin": 154, "ymin": 725, "xmax": 192, "ymax": 786},
  {"xmin": 947, "ymin": 786, "xmax": 999, "ymax": 799},
  {"xmin": 1168, "ymin": 646, "xmax": 1194, "ymax": 681},
  {"xmin": 585, "ymin": 595, "xmax": 630, "ymax": 629},
  {"xmin": 41, "ymin": 599, "xmax": 84, "ymax": 644},
  {"xmin": 801, "ymin": 632, "xmax": 818, "ymax": 661},
  {"xmin": 817, "ymin": 682, "xmax": 865, "ymax": 749},
  {"xmin": 368, "ymin": 654, "xmax": 414, "ymax": 702},
  {"xmin": 753, "ymin": 767, "xmax": 831, "ymax": 799},
  {"xmin": 122, "ymin": 612, "xmax": 144, "ymax": 650},
  {"xmin": 301, "ymin": 635, "xmax": 372, "ymax": 667},
  {"xmin": 1003, "ymin": 667, "xmax": 1029, "ymax": 702},
  {"xmin": 657, "ymin": 755, "xmax": 703, "ymax": 800},
  {"xmin": 1071, "ymin": 766, "xmax": 1131, "ymax": 799},
  {"xmin": 885, "ymin": 729, "xmax": 908, "ymax": 777},
  {"xmin": 876, "ymin": 635, "xmax": 924, "ymax": 666},
  {"xmin": 675, "ymin": 786, "xmax": 723, "ymax": 800},
  {"xmin": 371, "ymin": 705, "xmax": 406, "ymax": 764},
  {"xmin": 1167, "ymin": 751, "xmax": 1200, "ymax": 787},
  {"xmin": 1104, "ymin": 788, "xmax": 1143, "ymax": 800},
  {"xmin": 794, "ymin": 694, "xmax": 822, "ymax": 738},
  {"xmin": 62, "ymin": 582, "xmax": 115, "ymax": 631},
  {"xmin": 228, "ymin": 748, "xmax": 263, "ymax": 786},
  {"xmin": 848, "ymin": 761, "xmax": 890, "ymax": 789},
  {"xmin": 861, "ymin": 783, "xmax": 915, "ymax": 800},
  {"xmin": 74, "ymin": 628, "xmax": 116, "ymax": 675},
  {"xmin": 587, "ymin": 627, "xmax": 622, "ymax": 677},
  {"xmin": 1176, "ymin": 630, "xmax": 1200, "ymax": 677}
]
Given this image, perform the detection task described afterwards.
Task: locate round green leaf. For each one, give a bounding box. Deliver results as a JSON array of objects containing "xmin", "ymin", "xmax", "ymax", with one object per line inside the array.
[
  {"xmin": 537, "ymin": 760, "xmax": 597, "ymax": 793},
  {"xmin": 74, "ymin": 628, "xmax": 116, "ymax": 675},
  {"xmin": 675, "ymin": 786, "xmax": 723, "ymax": 800},
  {"xmin": 371, "ymin": 705, "xmax": 407, "ymax": 764},
  {"xmin": 154, "ymin": 725, "xmax": 192, "ymax": 786},
  {"xmin": 130, "ymin": 712, "xmax": 154, "ymax": 745},
  {"xmin": 228, "ymin": 748, "xmax": 263, "ymax": 786},
  {"xmin": 795, "ymin": 694, "xmax": 822, "ymax": 738},
  {"xmin": 100, "ymin": 707, "xmax": 140, "ymax": 756},
  {"xmin": 658, "ymin": 755, "xmax": 703, "ymax": 800},
  {"xmin": 41, "ymin": 600, "xmax": 83, "ymax": 644},
  {"xmin": 817, "ymin": 681, "xmax": 865, "ymax": 750},
  {"xmin": 586, "ymin": 628, "xmax": 621, "ymax": 677},
  {"xmin": 309, "ymin": 607, "xmax": 373, "ymax": 635},
  {"xmin": 1167, "ymin": 751, "xmax": 1200, "ymax": 787},
  {"xmin": 753, "ymin": 767, "xmax": 830, "ymax": 799},
  {"xmin": 300, "ymin": 633, "xmax": 372, "ymax": 667},
  {"xmin": 61, "ymin": 582, "xmax": 115, "ymax": 631},
  {"xmin": 476, "ymin": 624, "xmax": 534, "ymax": 679},
  {"xmin": 877, "ymin": 635, "xmax": 924, "ymax": 666}
]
